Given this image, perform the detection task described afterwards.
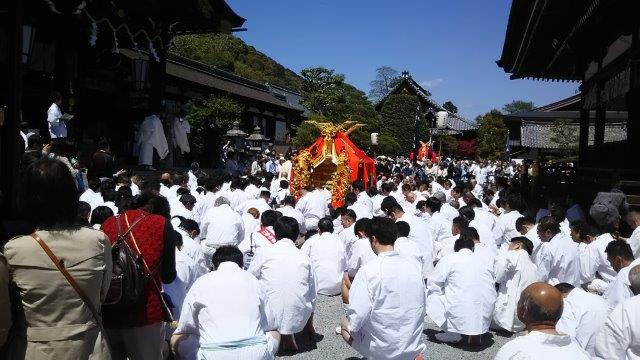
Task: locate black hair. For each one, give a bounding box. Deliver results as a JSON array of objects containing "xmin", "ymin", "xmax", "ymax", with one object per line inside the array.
[
  {"xmin": 179, "ymin": 194, "xmax": 196, "ymax": 205},
  {"xmin": 510, "ymin": 236, "xmax": 534, "ymax": 255},
  {"xmin": 381, "ymin": 183, "xmax": 394, "ymax": 194},
  {"xmin": 212, "ymin": 245, "xmax": 243, "ymax": 269},
  {"xmin": 140, "ymin": 179, "xmax": 161, "ymax": 193},
  {"xmin": 260, "ymin": 190, "xmax": 271, "ymax": 199},
  {"xmin": 117, "ymin": 185, "xmax": 133, "ymax": 197},
  {"xmin": 98, "ymin": 138, "xmax": 110, "ymax": 150},
  {"xmin": 454, "ymin": 235, "xmax": 475, "ymax": 252},
  {"xmin": 18, "ymin": 158, "xmax": 79, "ymax": 229},
  {"xmin": 354, "ymin": 218, "xmax": 371, "ymax": 235},
  {"xmin": 380, "ymin": 196, "xmax": 402, "ymax": 214},
  {"xmin": 396, "ymin": 221, "xmax": 411, "ymax": 238},
  {"xmin": 452, "ymin": 216, "xmax": 470, "ymax": 230},
  {"xmin": 538, "ymin": 216, "xmax": 561, "ymax": 235},
  {"xmin": 304, "ymin": 229, "xmax": 319, "ymax": 240},
  {"xmin": 342, "ymin": 208, "xmax": 357, "ymax": 221},
  {"xmin": 365, "ymin": 217, "xmax": 398, "ymax": 246},
  {"xmin": 459, "ymin": 226, "xmax": 480, "ymax": 243},
  {"xmin": 261, "ymin": 210, "xmax": 280, "ymax": 227},
  {"xmin": 91, "ymin": 205, "xmax": 114, "ymax": 226},
  {"xmin": 176, "ymin": 187, "xmax": 190, "ymax": 196},
  {"xmin": 318, "ymin": 217, "xmax": 334, "ymax": 233},
  {"xmin": 283, "ymin": 195, "xmax": 296, "ymax": 207},
  {"xmin": 173, "ymin": 173, "xmax": 186, "ymax": 186},
  {"xmin": 605, "ymin": 239, "xmax": 634, "ymax": 261},
  {"xmin": 458, "ymin": 205, "xmax": 475, "ymax": 222},
  {"xmin": 554, "ymin": 283, "xmax": 575, "ymax": 295},
  {"xmin": 102, "ymin": 189, "xmax": 117, "ymax": 203},
  {"xmin": 515, "ymin": 216, "xmax": 535, "ymax": 233},
  {"xmin": 50, "ymin": 90, "xmax": 62, "ymax": 103},
  {"xmin": 345, "ymin": 192, "xmax": 358, "ymax": 206},
  {"xmin": 352, "ymin": 180, "xmax": 365, "ymax": 192},
  {"xmin": 274, "ymin": 216, "xmax": 299, "ymax": 240},
  {"xmin": 180, "ymin": 218, "xmax": 200, "ymax": 235},
  {"xmin": 549, "ymin": 205, "xmax": 566, "ymax": 223},
  {"xmin": 280, "ymin": 179, "xmax": 289, "ymax": 188},
  {"xmin": 426, "ymin": 197, "xmax": 442, "ymax": 213},
  {"xmin": 27, "ymin": 134, "xmax": 42, "ymax": 148},
  {"xmin": 505, "ymin": 192, "xmax": 524, "ymax": 212},
  {"xmin": 77, "ymin": 201, "xmax": 91, "ymax": 226}
]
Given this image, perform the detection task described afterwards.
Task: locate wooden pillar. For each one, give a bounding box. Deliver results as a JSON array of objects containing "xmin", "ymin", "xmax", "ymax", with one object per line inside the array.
[
  {"xmin": 578, "ymin": 106, "xmax": 589, "ymax": 164},
  {"xmin": 0, "ymin": 0, "xmax": 24, "ymax": 216},
  {"xmin": 594, "ymin": 107, "xmax": 606, "ymax": 146},
  {"xmin": 627, "ymin": 31, "xmax": 640, "ymax": 169}
]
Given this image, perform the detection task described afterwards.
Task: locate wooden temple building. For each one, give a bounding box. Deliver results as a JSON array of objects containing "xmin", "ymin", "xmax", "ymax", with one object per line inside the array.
[
  {"xmin": 0, "ymin": 0, "xmax": 304, "ymax": 214},
  {"xmin": 498, "ymin": 0, "xmax": 640, "ymax": 204}
]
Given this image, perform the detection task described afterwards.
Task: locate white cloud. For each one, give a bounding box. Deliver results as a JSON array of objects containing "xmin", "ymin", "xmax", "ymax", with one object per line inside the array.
[{"xmin": 420, "ymin": 78, "xmax": 444, "ymax": 88}]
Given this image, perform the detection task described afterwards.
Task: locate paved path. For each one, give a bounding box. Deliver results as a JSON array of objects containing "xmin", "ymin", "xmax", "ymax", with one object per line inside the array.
[{"xmin": 277, "ymin": 294, "xmax": 513, "ymax": 359}]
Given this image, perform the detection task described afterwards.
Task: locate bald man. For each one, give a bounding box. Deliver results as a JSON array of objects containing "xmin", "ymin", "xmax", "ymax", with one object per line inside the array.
[{"xmin": 495, "ymin": 282, "xmax": 590, "ymax": 360}]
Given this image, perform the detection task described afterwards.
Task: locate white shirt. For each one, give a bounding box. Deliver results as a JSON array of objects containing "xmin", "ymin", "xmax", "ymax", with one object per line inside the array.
[
  {"xmin": 79, "ymin": 189, "xmax": 104, "ymax": 211},
  {"xmin": 470, "ymin": 220, "xmax": 497, "ymax": 254},
  {"xmin": 394, "ymin": 236, "xmax": 428, "ymax": 279},
  {"xmin": 493, "ymin": 210, "xmax": 523, "ymax": 250},
  {"xmin": 371, "ymin": 194, "xmax": 385, "ymax": 217},
  {"xmin": 440, "ymin": 203, "xmax": 459, "ymax": 222},
  {"xmin": 356, "ymin": 191, "xmax": 374, "ymax": 213},
  {"xmin": 556, "ymin": 288, "xmax": 609, "ymax": 356},
  {"xmin": 535, "ymin": 234, "xmax": 581, "ymax": 286},
  {"xmin": 427, "ymin": 211, "xmax": 451, "ymax": 243},
  {"xmin": 239, "ymin": 198, "xmax": 271, "ymax": 215},
  {"xmin": 175, "ymin": 262, "xmax": 277, "ymax": 360},
  {"xmin": 295, "ymin": 191, "xmax": 327, "ymax": 230},
  {"xmin": 493, "ymin": 249, "xmax": 539, "ymax": 332},
  {"xmin": 346, "ymin": 251, "xmax": 426, "ymax": 360},
  {"xmin": 247, "ymin": 239, "xmax": 316, "ymax": 334},
  {"xmin": 580, "ymin": 233, "xmax": 617, "ymax": 285},
  {"xmin": 595, "ymin": 295, "xmax": 640, "ymax": 360},
  {"xmin": 628, "ymin": 227, "xmax": 640, "ymax": 259},
  {"xmin": 164, "ymin": 249, "xmax": 200, "ymax": 319},
  {"xmin": 274, "ymin": 206, "xmax": 302, "ymax": 235},
  {"xmin": 348, "ymin": 202, "xmax": 373, "ymax": 220},
  {"xmin": 426, "ymin": 248, "xmax": 497, "ymax": 335},
  {"xmin": 175, "ymin": 227, "xmax": 208, "ymax": 276},
  {"xmin": 495, "ymin": 331, "xmax": 590, "ymax": 360},
  {"xmin": 301, "ymin": 232, "xmax": 346, "ymax": 296},
  {"xmin": 47, "ymin": 103, "xmax": 67, "ymax": 138},
  {"xmin": 603, "ymin": 258, "xmax": 640, "ymax": 311},
  {"xmin": 238, "ymin": 226, "xmax": 276, "ymax": 255},
  {"xmin": 473, "ymin": 207, "xmax": 496, "ymax": 231},
  {"xmin": 229, "ymin": 189, "xmax": 249, "ymax": 212},
  {"xmin": 345, "ymin": 237, "xmax": 377, "ymax": 278},
  {"xmin": 187, "ymin": 171, "xmax": 198, "ymax": 191},
  {"xmin": 200, "ymin": 204, "xmax": 244, "ymax": 255}
]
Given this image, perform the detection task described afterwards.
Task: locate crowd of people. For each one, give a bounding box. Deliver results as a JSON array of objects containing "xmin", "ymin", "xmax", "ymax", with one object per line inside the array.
[{"xmin": 0, "ymin": 148, "xmax": 639, "ymax": 360}]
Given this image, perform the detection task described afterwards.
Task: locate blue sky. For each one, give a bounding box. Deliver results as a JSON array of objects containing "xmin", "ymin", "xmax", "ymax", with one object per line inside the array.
[{"xmin": 227, "ymin": 0, "xmax": 578, "ymax": 121}]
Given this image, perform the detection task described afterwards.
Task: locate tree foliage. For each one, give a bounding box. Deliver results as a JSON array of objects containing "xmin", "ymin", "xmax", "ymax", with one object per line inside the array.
[
  {"xmin": 186, "ymin": 95, "xmax": 243, "ymax": 161},
  {"xmin": 299, "ymin": 67, "xmax": 346, "ymax": 116},
  {"xmin": 379, "ymin": 94, "xmax": 420, "ymax": 156},
  {"xmin": 476, "ymin": 109, "xmax": 508, "ymax": 160},
  {"xmin": 442, "ymin": 101, "xmax": 458, "ymax": 114},
  {"xmin": 550, "ymin": 118, "xmax": 579, "ymax": 157},
  {"xmin": 436, "ymin": 130, "xmax": 459, "ymax": 158},
  {"xmin": 368, "ymin": 66, "xmax": 400, "ymax": 102},
  {"xmin": 502, "ymin": 100, "xmax": 534, "ymax": 114},
  {"xmin": 170, "ymin": 34, "xmax": 302, "ymax": 91}
]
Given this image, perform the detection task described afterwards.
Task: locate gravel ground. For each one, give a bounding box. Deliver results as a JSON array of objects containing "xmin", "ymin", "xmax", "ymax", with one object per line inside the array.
[{"xmin": 277, "ymin": 295, "xmax": 514, "ymax": 360}]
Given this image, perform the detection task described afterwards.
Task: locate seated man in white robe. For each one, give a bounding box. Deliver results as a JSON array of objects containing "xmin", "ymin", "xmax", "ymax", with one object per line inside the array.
[
  {"xmin": 340, "ymin": 217, "xmax": 426, "ymax": 359},
  {"xmin": 247, "ymin": 216, "xmax": 316, "ymax": 352},
  {"xmin": 492, "ymin": 192, "xmax": 524, "ymax": 251},
  {"xmin": 602, "ymin": 239, "xmax": 640, "ymax": 310},
  {"xmin": 171, "ymin": 246, "xmax": 280, "ymax": 360},
  {"xmin": 495, "ymin": 282, "xmax": 590, "ymax": 360},
  {"xmin": 239, "ymin": 190, "xmax": 272, "ymax": 215},
  {"xmin": 238, "ymin": 210, "xmax": 281, "ymax": 261},
  {"xmin": 394, "ymin": 221, "xmax": 428, "ymax": 279},
  {"xmin": 200, "ymin": 197, "xmax": 245, "ymax": 266},
  {"xmin": 493, "ymin": 236, "xmax": 539, "ymax": 333},
  {"xmin": 80, "ymin": 177, "xmax": 104, "ymax": 210},
  {"xmin": 295, "ymin": 186, "xmax": 327, "ymax": 231},
  {"xmin": 174, "ymin": 218, "xmax": 208, "ymax": 275},
  {"xmin": 426, "ymin": 235, "xmax": 497, "ymax": 345},
  {"xmin": 595, "ymin": 264, "xmax": 640, "ymax": 359},
  {"xmin": 623, "ymin": 211, "xmax": 640, "ymax": 258},
  {"xmin": 278, "ymin": 196, "xmax": 306, "ymax": 236},
  {"xmin": 300, "ymin": 217, "xmax": 346, "ymax": 296},
  {"xmin": 459, "ymin": 205, "xmax": 496, "ymax": 254},
  {"xmin": 345, "ymin": 192, "xmax": 373, "ymax": 220},
  {"xmin": 535, "ymin": 216, "xmax": 581, "ymax": 286},
  {"xmin": 343, "ymin": 216, "xmax": 377, "ymax": 281},
  {"xmin": 554, "ymin": 283, "xmax": 608, "ymax": 356}
]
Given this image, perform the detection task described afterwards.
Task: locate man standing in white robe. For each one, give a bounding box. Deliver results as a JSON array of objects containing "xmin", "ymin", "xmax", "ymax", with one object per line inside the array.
[
  {"xmin": 301, "ymin": 218, "xmax": 346, "ymax": 296},
  {"xmin": 493, "ymin": 236, "xmax": 539, "ymax": 333},
  {"xmin": 172, "ymin": 116, "xmax": 191, "ymax": 155},
  {"xmin": 171, "ymin": 246, "xmax": 280, "ymax": 360},
  {"xmin": 340, "ymin": 217, "xmax": 426, "ymax": 359},
  {"xmin": 554, "ymin": 283, "xmax": 608, "ymax": 356},
  {"xmin": 134, "ymin": 114, "xmax": 169, "ymax": 168},
  {"xmin": 426, "ymin": 236, "xmax": 497, "ymax": 345},
  {"xmin": 495, "ymin": 282, "xmax": 590, "ymax": 359},
  {"xmin": 248, "ymin": 216, "xmax": 316, "ymax": 352},
  {"xmin": 535, "ymin": 216, "xmax": 581, "ymax": 286},
  {"xmin": 47, "ymin": 91, "xmax": 67, "ymax": 139},
  {"xmin": 595, "ymin": 264, "xmax": 640, "ymax": 360}
]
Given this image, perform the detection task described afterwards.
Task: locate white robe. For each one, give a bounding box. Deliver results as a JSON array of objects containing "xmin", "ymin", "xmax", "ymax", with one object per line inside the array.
[
  {"xmin": 535, "ymin": 234, "xmax": 581, "ymax": 286},
  {"xmin": 595, "ymin": 295, "xmax": 640, "ymax": 360},
  {"xmin": 426, "ymin": 248, "xmax": 497, "ymax": 335},
  {"xmin": 79, "ymin": 189, "xmax": 104, "ymax": 211},
  {"xmin": 164, "ymin": 249, "xmax": 200, "ymax": 321},
  {"xmin": 346, "ymin": 251, "xmax": 426, "ymax": 359},
  {"xmin": 277, "ymin": 205, "xmax": 306, "ymax": 235},
  {"xmin": 579, "ymin": 233, "xmax": 617, "ymax": 285},
  {"xmin": 134, "ymin": 114, "xmax": 169, "ymax": 165},
  {"xmin": 398, "ymin": 212, "xmax": 435, "ymax": 277},
  {"xmin": 348, "ymin": 202, "xmax": 373, "ymax": 220},
  {"xmin": 556, "ymin": 288, "xmax": 609, "ymax": 356},
  {"xmin": 492, "ymin": 210, "xmax": 523, "ymax": 250},
  {"xmin": 172, "ymin": 117, "xmax": 191, "ymax": 154},
  {"xmin": 394, "ymin": 236, "xmax": 428, "ymax": 279},
  {"xmin": 603, "ymin": 258, "xmax": 640, "ymax": 311},
  {"xmin": 175, "ymin": 262, "xmax": 278, "ymax": 360},
  {"xmin": 495, "ymin": 331, "xmax": 590, "ymax": 360},
  {"xmin": 47, "ymin": 103, "xmax": 67, "ymax": 138},
  {"xmin": 493, "ymin": 249, "xmax": 539, "ymax": 332},
  {"xmin": 345, "ymin": 237, "xmax": 376, "ymax": 278},
  {"xmin": 200, "ymin": 204, "xmax": 244, "ymax": 260},
  {"xmin": 628, "ymin": 227, "xmax": 640, "ymax": 259},
  {"xmin": 239, "ymin": 198, "xmax": 271, "ymax": 216},
  {"xmin": 247, "ymin": 239, "xmax": 316, "ymax": 334},
  {"xmin": 295, "ymin": 192, "xmax": 327, "ymax": 230},
  {"xmin": 300, "ymin": 232, "xmax": 346, "ymax": 296}
]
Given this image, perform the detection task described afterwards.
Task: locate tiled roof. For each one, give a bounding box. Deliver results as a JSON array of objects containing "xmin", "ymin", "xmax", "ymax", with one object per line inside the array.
[{"xmin": 521, "ymin": 120, "xmax": 627, "ymax": 149}]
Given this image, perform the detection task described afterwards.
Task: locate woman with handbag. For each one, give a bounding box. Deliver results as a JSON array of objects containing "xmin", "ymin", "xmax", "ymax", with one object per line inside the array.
[{"xmin": 2, "ymin": 158, "xmax": 113, "ymax": 359}]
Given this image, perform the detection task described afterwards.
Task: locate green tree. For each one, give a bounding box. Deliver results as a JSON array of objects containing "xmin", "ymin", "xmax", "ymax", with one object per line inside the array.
[
  {"xmin": 442, "ymin": 101, "xmax": 458, "ymax": 114},
  {"xmin": 436, "ymin": 130, "xmax": 459, "ymax": 157},
  {"xmin": 502, "ymin": 100, "xmax": 534, "ymax": 114},
  {"xmin": 379, "ymin": 94, "xmax": 420, "ymax": 156},
  {"xmin": 299, "ymin": 67, "xmax": 346, "ymax": 116},
  {"xmin": 186, "ymin": 95, "xmax": 243, "ymax": 161},
  {"xmin": 476, "ymin": 109, "xmax": 508, "ymax": 160},
  {"xmin": 368, "ymin": 66, "xmax": 399, "ymax": 102}
]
